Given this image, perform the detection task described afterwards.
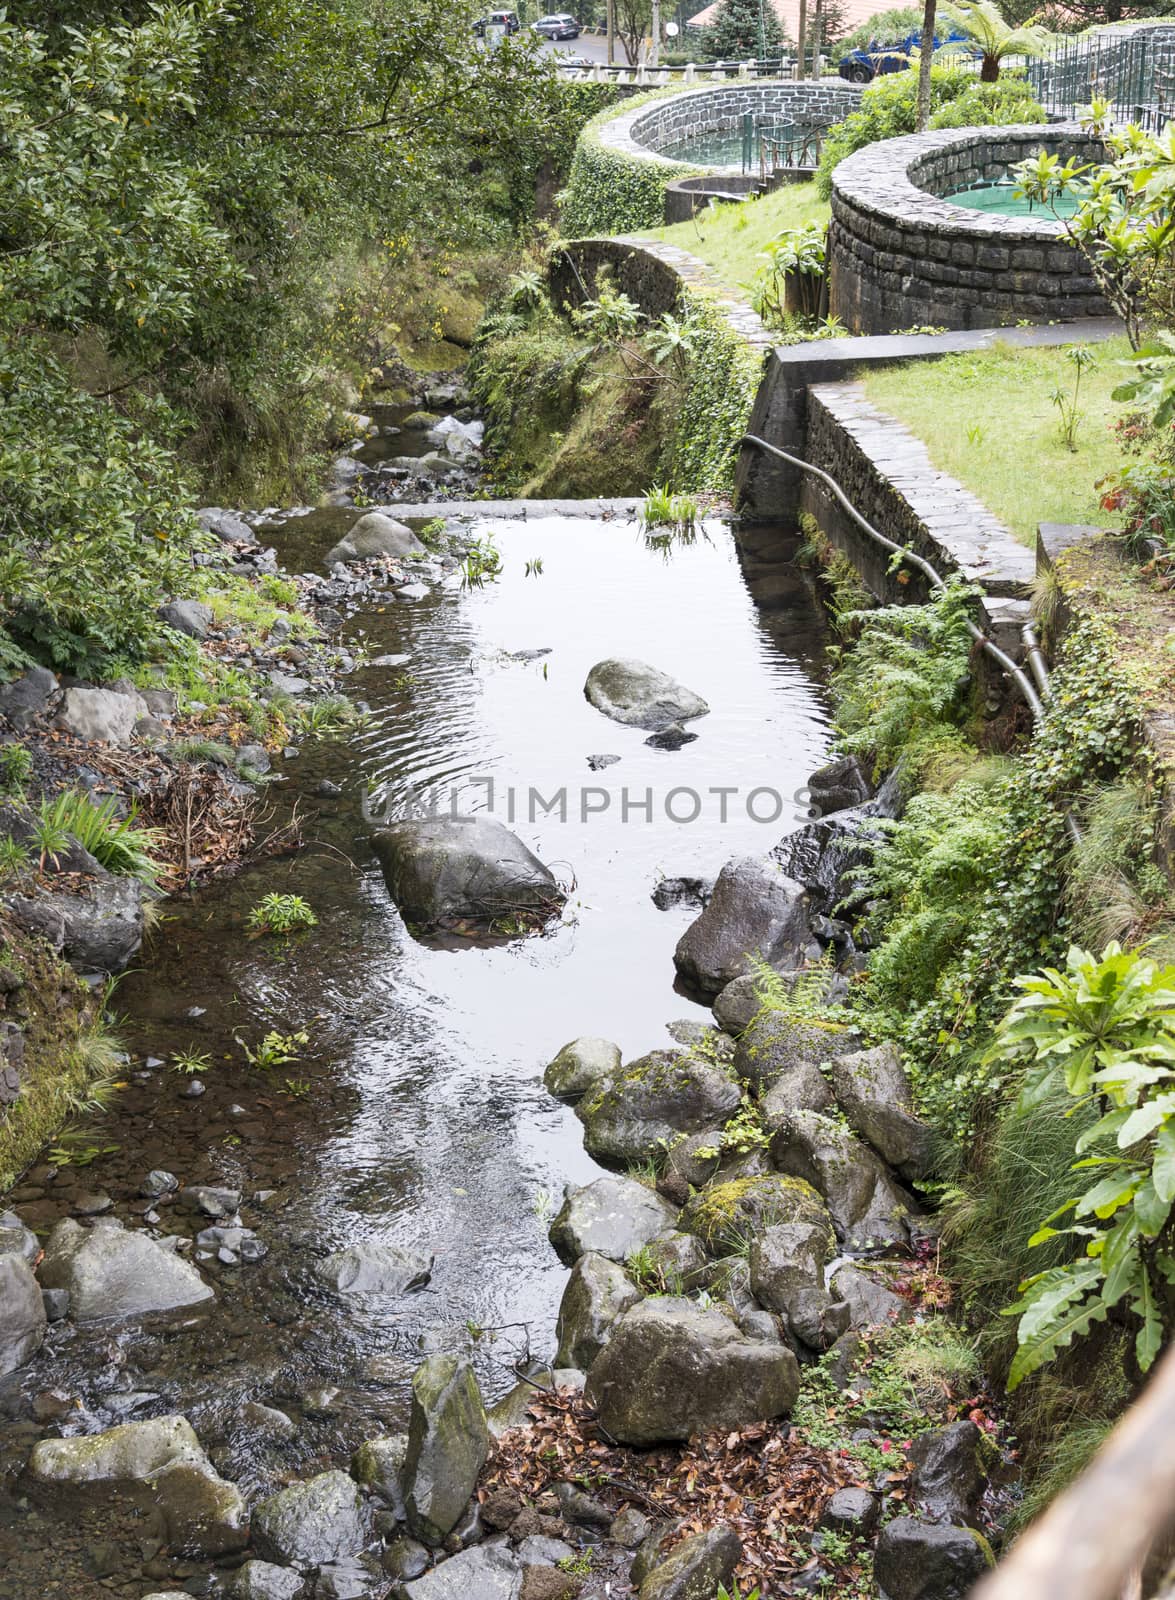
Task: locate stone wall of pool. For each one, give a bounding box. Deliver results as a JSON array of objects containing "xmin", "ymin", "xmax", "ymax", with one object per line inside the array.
[
  {"xmin": 601, "ymin": 82, "xmax": 864, "ymax": 172},
  {"xmin": 828, "ymin": 123, "xmax": 1107, "ymax": 335}
]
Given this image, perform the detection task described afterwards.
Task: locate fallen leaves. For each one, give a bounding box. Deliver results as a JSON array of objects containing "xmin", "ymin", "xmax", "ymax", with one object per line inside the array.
[{"xmin": 482, "ymin": 1388, "xmax": 860, "ymax": 1595}]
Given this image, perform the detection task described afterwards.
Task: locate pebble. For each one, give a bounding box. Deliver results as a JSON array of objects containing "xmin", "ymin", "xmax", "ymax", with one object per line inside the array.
[
  {"xmin": 180, "ymin": 1078, "xmax": 206, "ymax": 1099},
  {"xmin": 142, "ymin": 1169, "xmax": 179, "ymax": 1199},
  {"xmin": 316, "ymin": 779, "xmax": 342, "ymax": 797},
  {"xmin": 73, "ymin": 1191, "xmax": 113, "ymax": 1216}
]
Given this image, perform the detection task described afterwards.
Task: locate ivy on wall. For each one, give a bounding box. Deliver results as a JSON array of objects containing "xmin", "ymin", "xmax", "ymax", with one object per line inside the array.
[
  {"xmin": 667, "ymin": 291, "xmax": 762, "ymax": 492},
  {"xmin": 558, "ymin": 90, "xmax": 706, "ymax": 237}
]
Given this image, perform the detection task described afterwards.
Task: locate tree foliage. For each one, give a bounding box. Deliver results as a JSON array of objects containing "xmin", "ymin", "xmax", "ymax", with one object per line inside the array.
[{"xmin": 704, "ymin": 0, "xmax": 786, "ymax": 60}]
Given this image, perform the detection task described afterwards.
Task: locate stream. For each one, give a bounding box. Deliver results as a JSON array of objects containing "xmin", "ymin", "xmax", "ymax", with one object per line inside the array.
[{"xmin": 0, "ymin": 505, "xmax": 833, "ymax": 1599}]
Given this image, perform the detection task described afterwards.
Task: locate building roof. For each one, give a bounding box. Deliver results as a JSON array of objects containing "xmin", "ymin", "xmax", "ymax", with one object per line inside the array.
[{"xmin": 686, "ymin": 0, "xmax": 915, "ymax": 38}]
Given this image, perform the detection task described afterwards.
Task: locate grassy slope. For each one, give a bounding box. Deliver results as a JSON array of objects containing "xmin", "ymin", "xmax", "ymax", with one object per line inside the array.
[
  {"xmin": 640, "ymin": 181, "xmax": 829, "ymax": 296},
  {"xmin": 861, "ymin": 338, "xmax": 1133, "ymax": 545}
]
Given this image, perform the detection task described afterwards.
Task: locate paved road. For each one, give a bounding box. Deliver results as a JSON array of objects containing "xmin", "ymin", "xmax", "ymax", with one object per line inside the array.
[{"xmin": 535, "ymin": 31, "xmax": 615, "ymax": 65}]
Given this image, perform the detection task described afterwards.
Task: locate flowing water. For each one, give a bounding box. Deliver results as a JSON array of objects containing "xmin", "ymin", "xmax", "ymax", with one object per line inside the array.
[{"xmin": 0, "ymin": 508, "xmax": 832, "ymax": 1597}]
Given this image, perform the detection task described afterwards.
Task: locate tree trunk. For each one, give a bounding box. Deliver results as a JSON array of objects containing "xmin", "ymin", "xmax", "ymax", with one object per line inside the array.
[
  {"xmin": 980, "ymin": 53, "xmax": 1000, "ymax": 80},
  {"xmin": 915, "ymin": 0, "xmax": 936, "ymax": 131},
  {"xmin": 796, "ymin": 0, "xmax": 808, "ymax": 78}
]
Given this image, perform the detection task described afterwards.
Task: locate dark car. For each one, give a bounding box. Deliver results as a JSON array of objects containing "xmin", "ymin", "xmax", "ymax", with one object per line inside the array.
[
  {"xmin": 472, "ymin": 9, "xmax": 521, "ymax": 36},
  {"xmin": 838, "ymin": 26, "xmax": 969, "ymax": 83},
  {"xmin": 533, "ymin": 12, "xmax": 581, "ymax": 37}
]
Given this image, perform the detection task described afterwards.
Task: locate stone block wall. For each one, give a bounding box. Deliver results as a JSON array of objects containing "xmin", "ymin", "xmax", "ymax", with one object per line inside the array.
[
  {"xmin": 598, "ymin": 82, "xmax": 863, "ymax": 171},
  {"xmin": 828, "ymin": 124, "xmax": 1107, "ymax": 334}
]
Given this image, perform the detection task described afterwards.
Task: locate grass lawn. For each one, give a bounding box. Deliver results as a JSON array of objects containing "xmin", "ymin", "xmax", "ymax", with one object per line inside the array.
[
  {"xmin": 641, "ymin": 181, "xmax": 829, "ymax": 297},
  {"xmin": 860, "ymin": 337, "xmax": 1134, "ymax": 546}
]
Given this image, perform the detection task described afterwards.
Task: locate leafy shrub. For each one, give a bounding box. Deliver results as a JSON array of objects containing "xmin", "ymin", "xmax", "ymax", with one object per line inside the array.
[
  {"xmin": 816, "ymin": 66, "xmax": 1044, "ymax": 197},
  {"xmin": 39, "ymin": 792, "xmax": 164, "ymax": 887},
  {"xmin": 247, "ymin": 892, "xmax": 318, "ymax": 936},
  {"xmin": 994, "ymin": 942, "xmax": 1175, "ymax": 1388}
]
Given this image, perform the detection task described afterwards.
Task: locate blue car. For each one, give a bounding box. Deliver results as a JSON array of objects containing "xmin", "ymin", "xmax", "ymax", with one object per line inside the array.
[{"xmin": 838, "ymin": 26, "xmax": 969, "ymax": 83}]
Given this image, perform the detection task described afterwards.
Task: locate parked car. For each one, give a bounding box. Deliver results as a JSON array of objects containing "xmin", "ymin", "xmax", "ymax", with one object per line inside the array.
[
  {"xmin": 838, "ymin": 26, "xmax": 969, "ymax": 83},
  {"xmin": 472, "ymin": 10, "xmax": 521, "ymax": 36},
  {"xmin": 533, "ymin": 12, "xmax": 581, "ymax": 38}
]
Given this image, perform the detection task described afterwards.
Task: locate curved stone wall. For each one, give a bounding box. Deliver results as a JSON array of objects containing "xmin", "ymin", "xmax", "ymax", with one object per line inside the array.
[
  {"xmin": 828, "ymin": 123, "xmax": 1108, "ymax": 335},
  {"xmin": 599, "ymin": 82, "xmax": 864, "ymax": 172}
]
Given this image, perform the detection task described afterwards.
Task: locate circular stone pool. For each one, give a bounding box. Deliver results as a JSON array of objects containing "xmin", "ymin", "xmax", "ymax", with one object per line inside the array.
[
  {"xmin": 828, "ymin": 122, "xmax": 1107, "ymax": 335},
  {"xmin": 943, "ymin": 180, "xmax": 1081, "ymax": 220}
]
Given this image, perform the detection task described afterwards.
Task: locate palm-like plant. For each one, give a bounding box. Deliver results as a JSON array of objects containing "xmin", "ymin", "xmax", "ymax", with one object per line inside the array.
[{"xmin": 944, "ymin": 0, "xmax": 1053, "ymax": 81}]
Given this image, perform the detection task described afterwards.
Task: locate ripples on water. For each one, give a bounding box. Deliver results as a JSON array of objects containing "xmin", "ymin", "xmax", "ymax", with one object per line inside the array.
[{"xmin": 0, "ymin": 510, "xmax": 832, "ymax": 1578}]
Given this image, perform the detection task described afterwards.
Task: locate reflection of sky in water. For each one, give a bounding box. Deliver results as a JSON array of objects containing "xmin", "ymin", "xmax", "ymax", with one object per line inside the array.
[{"xmin": 26, "ymin": 512, "xmax": 832, "ymax": 1495}]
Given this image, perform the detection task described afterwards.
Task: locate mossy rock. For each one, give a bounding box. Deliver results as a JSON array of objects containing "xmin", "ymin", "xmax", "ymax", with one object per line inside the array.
[{"xmin": 679, "ymin": 1173, "xmax": 833, "ymax": 1258}]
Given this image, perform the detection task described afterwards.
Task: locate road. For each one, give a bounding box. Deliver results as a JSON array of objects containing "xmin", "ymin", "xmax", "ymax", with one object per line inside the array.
[{"xmin": 535, "ymin": 31, "xmax": 616, "ymax": 65}]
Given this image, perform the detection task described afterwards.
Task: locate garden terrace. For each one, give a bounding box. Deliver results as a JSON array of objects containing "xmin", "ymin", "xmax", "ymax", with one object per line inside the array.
[{"xmin": 828, "ymin": 123, "xmax": 1107, "ymax": 335}]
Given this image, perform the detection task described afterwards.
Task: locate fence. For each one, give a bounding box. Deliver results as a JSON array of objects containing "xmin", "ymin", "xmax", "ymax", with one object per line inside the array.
[{"xmin": 1029, "ymin": 25, "xmax": 1175, "ymax": 132}]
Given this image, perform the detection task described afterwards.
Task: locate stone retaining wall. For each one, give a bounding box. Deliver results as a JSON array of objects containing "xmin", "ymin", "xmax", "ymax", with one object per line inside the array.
[
  {"xmin": 600, "ymin": 82, "xmax": 863, "ymax": 170},
  {"xmin": 664, "ymin": 174, "xmax": 762, "ymax": 224},
  {"xmin": 828, "ymin": 124, "xmax": 1107, "ymax": 334}
]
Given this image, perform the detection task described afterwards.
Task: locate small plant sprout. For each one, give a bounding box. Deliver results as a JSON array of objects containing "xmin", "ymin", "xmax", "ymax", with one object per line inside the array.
[
  {"xmin": 247, "ymin": 892, "xmax": 318, "ymax": 936},
  {"xmin": 171, "ymin": 1048, "xmax": 212, "ymax": 1076},
  {"xmin": 0, "ymin": 742, "xmax": 33, "ymax": 794},
  {"xmin": 1051, "ymin": 345, "xmax": 1096, "ymax": 451},
  {"xmin": 524, "ymin": 557, "xmax": 544, "ymax": 578},
  {"xmin": 0, "ymin": 834, "xmax": 32, "ymax": 883},
  {"xmin": 240, "ymin": 1028, "xmax": 310, "ymax": 1071},
  {"xmin": 461, "ymin": 535, "xmax": 503, "ymax": 590},
  {"xmin": 532, "ymin": 1186, "xmax": 553, "ymax": 1226},
  {"xmin": 967, "ymin": 423, "xmax": 985, "ymax": 448}
]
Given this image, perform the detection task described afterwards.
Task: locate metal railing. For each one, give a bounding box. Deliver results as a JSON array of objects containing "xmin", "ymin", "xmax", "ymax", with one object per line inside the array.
[{"xmin": 1028, "ymin": 25, "xmax": 1175, "ymax": 133}]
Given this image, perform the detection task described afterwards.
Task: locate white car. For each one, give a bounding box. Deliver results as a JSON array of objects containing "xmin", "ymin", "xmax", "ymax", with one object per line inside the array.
[{"xmin": 534, "ymin": 12, "xmax": 581, "ymax": 39}]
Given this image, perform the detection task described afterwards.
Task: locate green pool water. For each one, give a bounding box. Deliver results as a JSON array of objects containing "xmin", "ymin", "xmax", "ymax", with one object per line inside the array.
[{"xmin": 943, "ymin": 182, "xmax": 1080, "ymax": 220}]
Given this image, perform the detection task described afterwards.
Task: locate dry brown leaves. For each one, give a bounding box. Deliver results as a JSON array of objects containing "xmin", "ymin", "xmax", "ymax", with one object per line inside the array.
[{"xmin": 483, "ymin": 1389, "xmax": 860, "ymax": 1595}]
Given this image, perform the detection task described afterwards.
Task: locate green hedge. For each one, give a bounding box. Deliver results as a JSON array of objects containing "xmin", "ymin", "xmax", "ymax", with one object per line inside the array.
[
  {"xmin": 667, "ymin": 291, "xmax": 762, "ymax": 492},
  {"xmin": 558, "ymin": 89, "xmax": 707, "ymax": 236}
]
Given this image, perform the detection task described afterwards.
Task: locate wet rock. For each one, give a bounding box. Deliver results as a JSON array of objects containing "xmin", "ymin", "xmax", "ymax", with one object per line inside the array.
[
  {"xmin": 611, "ymin": 1508, "xmax": 653, "ymax": 1548},
  {"xmin": 820, "ymin": 1486, "xmax": 879, "ymax": 1536},
  {"xmin": 769, "ymin": 1110, "xmax": 921, "ymax": 1248},
  {"xmin": 543, "ymin": 1037, "xmax": 620, "ymax": 1101},
  {"xmin": 180, "ymin": 1076, "xmax": 206, "ymax": 1098},
  {"xmin": 57, "ymin": 685, "xmax": 147, "ymax": 745},
  {"xmin": 317, "ymin": 778, "xmax": 342, "ymax": 797},
  {"xmin": 678, "ymin": 1173, "xmax": 832, "ymax": 1258},
  {"xmin": 176, "ymin": 1184, "xmax": 240, "ymax": 1216},
  {"xmin": 644, "ymin": 1229, "xmax": 709, "ymax": 1290},
  {"xmin": 0, "ymin": 1253, "xmax": 46, "ymax": 1374},
  {"xmin": 554, "ymin": 1252, "xmax": 642, "ymax": 1371},
  {"xmin": 585, "ymin": 1298, "xmax": 800, "ymax": 1445},
  {"xmin": 14, "ymin": 876, "xmax": 145, "ymax": 971},
  {"xmin": 316, "ymin": 1556, "xmax": 380, "ymax": 1598},
  {"xmin": 519, "ymin": 1568, "xmax": 576, "ymax": 1600},
  {"xmin": 584, "ymin": 659, "xmax": 708, "ymax": 733},
  {"xmin": 663, "ymin": 1133, "xmax": 720, "ymax": 1189},
  {"xmin": 41, "ymin": 1287, "xmax": 69, "ymax": 1321},
  {"xmin": 352, "ymin": 1432, "xmax": 407, "ymax": 1512},
  {"xmin": 0, "ymin": 666, "xmax": 57, "ymax": 729},
  {"xmin": 383, "ymin": 1537, "xmax": 430, "ymax": 1581},
  {"xmin": 555, "ymin": 1481, "xmax": 611, "ymax": 1526},
  {"xmin": 872, "ymin": 1516, "xmax": 992, "ymax": 1600},
  {"xmin": 772, "ymin": 811, "xmax": 882, "ymax": 912},
  {"xmin": 39, "ymin": 1218, "xmax": 214, "ymax": 1319},
  {"xmin": 579, "ymin": 1050, "xmax": 740, "ymax": 1166},
  {"xmin": 244, "ymin": 1400, "xmax": 298, "ymax": 1439},
  {"xmin": 749, "ymin": 1221, "xmax": 847, "ymax": 1351},
  {"xmin": 486, "ymin": 1369, "xmax": 584, "ymax": 1438},
  {"xmin": 398, "ymin": 1543, "xmax": 523, "ymax": 1600},
  {"xmin": 28, "ymin": 1414, "xmax": 248, "ymax": 1556},
  {"xmin": 644, "ymin": 723, "xmax": 697, "ymax": 750},
  {"xmin": 909, "ymin": 1422, "xmax": 987, "ymax": 1525},
  {"xmin": 516, "ymin": 1535, "xmax": 574, "ymax": 1567},
  {"xmin": 548, "ymin": 1176, "xmax": 678, "ymax": 1266},
  {"xmin": 652, "ymin": 876, "xmax": 711, "ymax": 912},
  {"xmin": 253, "ymin": 1470, "xmax": 368, "ymax": 1568},
  {"xmin": 158, "ymin": 600, "xmax": 213, "ymax": 639},
  {"xmin": 315, "ymin": 1241, "xmax": 433, "ymax": 1296},
  {"xmin": 198, "ymin": 506, "xmax": 253, "ymax": 544},
  {"xmin": 711, "ymin": 974, "xmax": 761, "ymax": 1036},
  {"xmin": 807, "ymin": 755, "xmax": 873, "ymax": 817},
  {"xmin": 586, "ymin": 753, "xmax": 620, "ymax": 771},
  {"xmin": 73, "ymin": 1189, "xmax": 113, "ymax": 1216},
  {"xmin": 760, "ymin": 1062, "xmax": 835, "ymax": 1131},
  {"xmin": 327, "ymin": 512, "xmax": 425, "ymax": 567},
  {"xmin": 673, "ymin": 857, "xmax": 812, "ymax": 997},
  {"xmin": 828, "ymin": 1044, "xmax": 935, "ymax": 1181},
  {"xmin": 233, "ymin": 1562, "xmax": 307, "ymax": 1599},
  {"xmin": 142, "ymin": 1169, "xmax": 179, "ymax": 1200},
  {"xmin": 238, "ymin": 743, "xmax": 272, "ymax": 776},
  {"xmin": 403, "ymin": 1353, "xmax": 489, "ymax": 1545},
  {"xmin": 373, "ymin": 816, "xmax": 563, "ymax": 930},
  {"xmin": 830, "ymin": 1263, "xmax": 908, "ymax": 1330},
  {"xmin": 0, "ymin": 1207, "xmax": 38, "ymax": 1264},
  {"xmin": 638, "ymin": 1525, "xmax": 741, "ymax": 1600},
  {"xmin": 733, "ymin": 1010, "xmax": 856, "ymax": 1098}
]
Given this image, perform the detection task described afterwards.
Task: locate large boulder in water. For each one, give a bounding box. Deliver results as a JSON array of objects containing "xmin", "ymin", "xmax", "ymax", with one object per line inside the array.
[
  {"xmin": 402, "ymin": 1353, "xmax": 490, "ymax": 1545},
  {"xmin": 327, "ymin": 511, "xmax": 425, "ymax": 566},
  {"xmin": 579, "ymin": 1049, "xmax": 740, "ymax": 1166},
  {"xmin": 584, "ymin": 659, "xmax": 708, "ymax": 732},
  {"xmin": 28, "ymin": 1415, "xmax": 248, "ymax": 1557},
  {"xmin": 584, "ymin": 1298, "xmax": 800, "ymax": 1444},
  {"xmin": 548, "ymin": 1175, "xmax": 678, "ymax": 1265},
  {"xmin": 39, "ymin": 1218, "xmax": 213, "ymax": 1320},
  {"xmin": 0, "ymin": 1253, "xmax": 45, "ymax": 1375},
  {"xmin": 315, "ymin": 1241, "xmax": 433, "ymax": 1297},
  {"xmin": 543, "ymin": 1036, "xmax": 621, "ymax": 1101},
  {"xmin": 674, "ymin": 856, "xmax": 813, "ymax": 997},
  {"xmin": 253, "ymin": 1469, "xmax": 368, "ymax": 1568},
  {"xmin": 372, "ymin": 816, "xmax": 563, "ymax": 932}
]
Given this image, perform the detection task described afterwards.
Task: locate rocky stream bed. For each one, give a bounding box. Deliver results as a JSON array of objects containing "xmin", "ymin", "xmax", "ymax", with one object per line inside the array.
[{"xmin": 0, "ymin": 385, "xmax": 1009, "ymax": 1600}]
